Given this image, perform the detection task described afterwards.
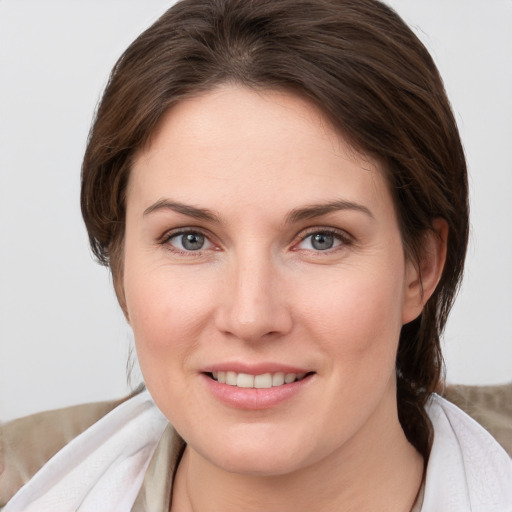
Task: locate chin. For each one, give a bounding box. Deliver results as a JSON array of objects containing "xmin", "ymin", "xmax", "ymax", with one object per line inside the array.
[
  {"xmin": 208, "ymin": 447, "xmax": 309, "ymax": 477},
  {"xmin": 190, "ymin": 423, "xmax": 325, "ymax": 477}
]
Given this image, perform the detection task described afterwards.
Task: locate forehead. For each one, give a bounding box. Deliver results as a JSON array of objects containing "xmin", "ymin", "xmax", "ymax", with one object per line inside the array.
[{"xmin": 128, "ymin": 85, "xmax": 390, "ymax": 217}]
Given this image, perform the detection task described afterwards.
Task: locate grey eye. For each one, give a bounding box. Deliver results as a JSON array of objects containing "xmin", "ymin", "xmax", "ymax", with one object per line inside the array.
[
  {"xmin": 171, "ymin": 232, "xmax": 209, "ymax": 251},
  {"xmin": 310, "ymin": 232, "xmax": 335, "ymax": 250},
  {"xmin": 297, "ymin": 231, "xmax": 342, "ymax": 251},
  {"xmin": 182, "ymin": 233, "xmax": 205, "ymax": 250}
]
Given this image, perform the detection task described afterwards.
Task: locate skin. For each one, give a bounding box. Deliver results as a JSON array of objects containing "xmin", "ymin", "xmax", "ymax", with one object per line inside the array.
[{"xmin": 122, "ymin": 85, "xmax": 446, "ymax": 511}]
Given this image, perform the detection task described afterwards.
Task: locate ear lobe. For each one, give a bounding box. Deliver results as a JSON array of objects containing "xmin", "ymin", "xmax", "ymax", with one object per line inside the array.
[{"xmin": 402, "ymin": 218, "xmax": 448, "ymax": 325}]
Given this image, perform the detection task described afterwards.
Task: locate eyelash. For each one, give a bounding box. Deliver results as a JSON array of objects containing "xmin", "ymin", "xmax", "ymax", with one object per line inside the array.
[
  {"xmin": 159, "ymin": 228, "xmax": 216, "ymax": 256},
  {"xmin": 294, "ymin": 227, "xmax": 353, "ymax": 253},
  {"xmin": 159, "ymin": 226, "xmax": 353, "ymax": 255}
]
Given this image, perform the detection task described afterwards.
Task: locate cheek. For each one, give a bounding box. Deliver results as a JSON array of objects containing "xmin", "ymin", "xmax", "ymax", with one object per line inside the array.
[
  {"xmin": 298, "ymin": 265, "xmax": 405, "ymax": 368},
  {"xmin": 123, "ymin": 264, "xmax": 215, "ymax": 369}
]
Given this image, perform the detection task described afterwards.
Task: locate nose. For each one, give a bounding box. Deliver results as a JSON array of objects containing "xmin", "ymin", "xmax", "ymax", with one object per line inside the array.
[{"xmin": 215, "ymin": 252, "xmax": 293, "ymax": 343}]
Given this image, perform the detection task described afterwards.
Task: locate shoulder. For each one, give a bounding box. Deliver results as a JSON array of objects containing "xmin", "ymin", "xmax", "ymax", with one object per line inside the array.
[
  {"xmin": 442, "ymin": 382, "xmax": 512, "ymax": 456},
  {"xmin": 423, "ymin": 393, "xmax": 512, "ymax": 511},
  {"xmin": 0, "ymin": 396, "xmax": 129, "ymax": 507},
  {"xmin": 1, "ymin": 390, "xmax": 167, "ymax": 512}
]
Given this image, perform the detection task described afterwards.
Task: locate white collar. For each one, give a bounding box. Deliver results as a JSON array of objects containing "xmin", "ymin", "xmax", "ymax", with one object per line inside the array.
[
  {"xmin": 422, "ymin": 394, "xmax": 512, "ymax": 511},
  {"xmin": 3, "ymin": 391, "xmax": 167, "ymax": 512}
]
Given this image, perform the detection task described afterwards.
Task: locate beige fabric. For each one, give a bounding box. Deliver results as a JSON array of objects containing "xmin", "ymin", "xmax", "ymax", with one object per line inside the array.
[
  {"xmin": 131, "ymin": 424, "xmax": 185, "ymax": 512},
  {"xmin": 0, "ymin": 397, "xmax": 127, "ymax": 507},
  {"xmin": 442, "ymin": 382, "xmax": 512, "ymax": 456}
]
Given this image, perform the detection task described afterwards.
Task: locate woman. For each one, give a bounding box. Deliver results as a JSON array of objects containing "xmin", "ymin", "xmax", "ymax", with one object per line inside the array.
[{"xmin": 1, "ymin": 0, "xmax": 511, "ymax": 510}]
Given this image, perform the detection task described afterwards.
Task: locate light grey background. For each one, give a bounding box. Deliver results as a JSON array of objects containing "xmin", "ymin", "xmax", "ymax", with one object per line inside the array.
[{"xmin": 1, "ymin": 0, "xmax": 511, "ymax": 422}]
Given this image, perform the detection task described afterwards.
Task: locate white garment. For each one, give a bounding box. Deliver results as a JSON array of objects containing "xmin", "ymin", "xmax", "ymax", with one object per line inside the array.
[
  {"xmin": 4, "ymin": 392, "xmax": 512, "ymax": 511},
  {"xmin": 3, "ymin": 391, "xmax": 168, "ymax": 512},
  {"xmin": 422, "ymin": 395, "xmax": 512, "ymax": 511}
]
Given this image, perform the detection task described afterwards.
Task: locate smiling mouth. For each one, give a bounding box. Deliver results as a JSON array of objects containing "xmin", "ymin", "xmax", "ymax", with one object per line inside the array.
[{"xmin": 207, "ymin": 371, "xmax": 312, "ymax": 389}]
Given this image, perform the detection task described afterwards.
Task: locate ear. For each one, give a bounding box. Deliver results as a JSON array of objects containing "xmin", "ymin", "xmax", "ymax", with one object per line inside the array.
[{"xmin": 402, "ymin": 218, "xmax": 448, "ymax": 325}]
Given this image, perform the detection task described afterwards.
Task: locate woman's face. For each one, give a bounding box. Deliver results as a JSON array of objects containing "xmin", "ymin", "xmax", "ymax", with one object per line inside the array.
[{"xmin": 123, "ymin": 85, "xmax": 423, "ymax": 475}]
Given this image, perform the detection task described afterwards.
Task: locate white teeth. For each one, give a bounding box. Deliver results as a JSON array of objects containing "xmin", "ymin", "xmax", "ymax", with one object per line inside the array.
[
  {"xmin": 254, "ymin": 373, "xmax": 272, "ymax": 389},
  {"xmin": 237, "ymin": 373, "xmax": 254, "ymax": 388},
  {"xmin": 272, "ymin": 372, "xmax": 285, "ymax": 386},
  {"xmin": 226, "ymin": 371, "xmax": 237, "ymax": 385},
  {"xmin": 211, "ymin": 371, "xmax": 308, "ymax": 388}
]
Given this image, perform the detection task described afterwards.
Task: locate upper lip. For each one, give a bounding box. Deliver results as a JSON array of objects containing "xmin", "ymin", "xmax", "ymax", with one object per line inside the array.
[{"xmin": 202, "ymin": 362, "xmax": 313, "ymax": 375}]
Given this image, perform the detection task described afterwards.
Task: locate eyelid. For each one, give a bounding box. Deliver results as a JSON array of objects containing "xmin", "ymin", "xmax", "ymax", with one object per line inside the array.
[
  {"xmin": 292, "ymin": 226, "xmax": 353, "ymax": 251},
  {"xmin": 159, "ymin": 227, "xmax": 219, "ymax": 254},
  {"xmin": 158, "ymin": 225, "xmax": 352, "ymax": 254}
]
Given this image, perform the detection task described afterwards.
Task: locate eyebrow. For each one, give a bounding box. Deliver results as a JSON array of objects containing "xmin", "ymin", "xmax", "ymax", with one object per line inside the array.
[
  {"xmin": 286, "ymin": 200, "xmax": 374, "ymax": 223},
  {"xmin": 143, "ymin": 198, "xmax": 374, "ymax": 224},
  {"xmin": 143, "ymin": 199, "xmax": 220, "ymax": 222}
]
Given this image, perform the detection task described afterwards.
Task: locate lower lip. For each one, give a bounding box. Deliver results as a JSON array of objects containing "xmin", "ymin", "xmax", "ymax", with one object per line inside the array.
[{"xmin": 201, "ymin": 373, "xmax": 314, "ymax": 410}]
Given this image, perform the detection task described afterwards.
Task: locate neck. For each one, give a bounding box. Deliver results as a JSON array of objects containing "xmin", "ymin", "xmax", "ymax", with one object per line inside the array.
[{"xmin": 171, "ymin": 390, "xmax": 424, "ymax": 512}]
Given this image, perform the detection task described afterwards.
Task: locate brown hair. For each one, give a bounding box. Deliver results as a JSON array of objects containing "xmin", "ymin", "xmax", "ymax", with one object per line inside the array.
[{"xmin": 81, "ymin": 0, "xmax": 469, "ymax": 460}]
